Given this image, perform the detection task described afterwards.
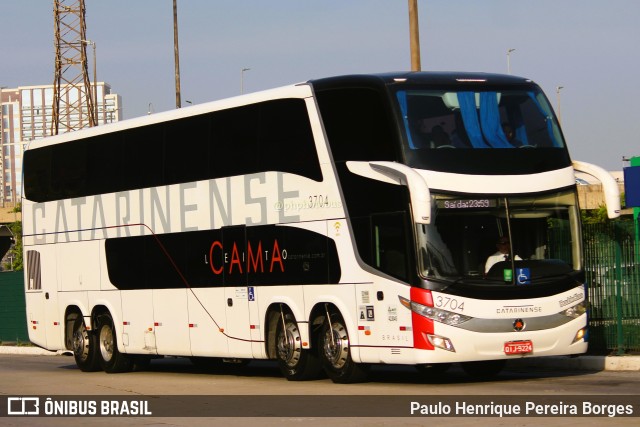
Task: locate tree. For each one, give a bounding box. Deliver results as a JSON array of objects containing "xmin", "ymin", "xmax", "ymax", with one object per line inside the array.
[
  {"xmin": 3, "ymin": 204, "xmax": 23, "ymax": 271},
  {"xmin": 581, "ymin": 192, "xmax": 626, "ymax": 225}
]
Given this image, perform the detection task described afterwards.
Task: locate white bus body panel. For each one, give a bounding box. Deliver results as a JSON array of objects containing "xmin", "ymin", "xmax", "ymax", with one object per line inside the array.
[
  {"xmin": 415, "ymin": 286, "xmax": 588, "ymax": 364},
  {"xmin": 187, "ymin": 288, "xmax": 229, "ymax": 357},
  {"xmin": 120, "ymin": 290, "xmax": 156, "ymax": 354},
  {"xmin": 153, "ymin": 289, "xmax": 191, "ymax": 356},
  {"xmin": 418, "ymin": 166, "xmax": 576, "ymax": 194},
  {"xmin": 417, "ymin": 317, "xmax": 588, "ymax": 364},
  {"xmin": 24, "ymin": 245, "xmax": 62, "ymax": 350}
]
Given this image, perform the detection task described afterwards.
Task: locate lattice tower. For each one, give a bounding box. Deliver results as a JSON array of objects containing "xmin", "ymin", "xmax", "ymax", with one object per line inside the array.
[{"xmin": 52, "ymin": 0, "xmax": 96, "ymax": 135}]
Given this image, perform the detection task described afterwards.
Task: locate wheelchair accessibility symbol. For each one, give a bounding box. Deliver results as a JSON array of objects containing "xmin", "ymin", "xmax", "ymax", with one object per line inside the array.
[{"xmin": 516, "ymin": 268, "xmax": 531, "ymax": 285}]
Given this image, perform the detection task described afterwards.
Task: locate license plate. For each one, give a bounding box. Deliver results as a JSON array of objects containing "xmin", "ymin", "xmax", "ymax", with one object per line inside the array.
[{"xmin": 504, "ymin": 340, "xmax": 533, "ymax": 355}]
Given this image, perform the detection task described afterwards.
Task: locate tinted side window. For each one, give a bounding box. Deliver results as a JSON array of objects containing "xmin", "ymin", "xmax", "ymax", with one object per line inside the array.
[
  {"xmin": 23, "ymin": 148, "xmax": 51, "ymax": 202},
  {"xmin": 24, "ymin": 98, "xmax": 322, "ymax": 202},
  {"xmin": 209, "ymin": 99, "xmax": 321, "ymax": 181},
  {"xmin": 50, "ymin": 140, "xmax": 87, "ymax": 199},
  {"xmin": 165, "ymin": 114, "xmax": 211, "ymax": 184},
  {"xmin": 122, "ymin": 125, "xmax": 164, "ymax": 190},
  {"xmin": 210, "ymin": 104, "xmax": 260, "ymax": 178},
  {"xmin": 315, "ymin": 88, "xmax": 399, "ymax": 162},
  {"xmin": 87, "ymin": 133, "xmax": 122, "ymax": 195},
  {"xmin": 258, "ymin": 98, "xmax": 322, "ymax": 181}
]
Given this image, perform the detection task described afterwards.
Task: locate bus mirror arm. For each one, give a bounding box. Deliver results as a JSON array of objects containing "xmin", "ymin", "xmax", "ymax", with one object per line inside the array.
[
  {"xmin": 572, "ymin": 160, "xmax": 621, "ymax": 219},
  {"xmin": 346, "ymin": 161, "xmax": 431, "ymax": 224}
]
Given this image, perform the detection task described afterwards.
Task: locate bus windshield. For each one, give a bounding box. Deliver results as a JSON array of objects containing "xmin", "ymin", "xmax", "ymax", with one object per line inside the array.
[
  {"xmin": 394, "ymin": 87, "xmax": 570, "ymax": 174},
  {"xmin": 416, "ymin": 189, "xmax": 582, "ymax": 285}
]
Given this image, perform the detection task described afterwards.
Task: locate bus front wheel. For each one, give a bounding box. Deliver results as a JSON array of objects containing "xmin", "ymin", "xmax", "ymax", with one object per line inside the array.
[
  {"xmin": 318, "ymin": 310, "xmax": 368, "ymax": 383},
  {"xmin": 97, "ymin": 313, "xmax": 132, "ymax": 373}
]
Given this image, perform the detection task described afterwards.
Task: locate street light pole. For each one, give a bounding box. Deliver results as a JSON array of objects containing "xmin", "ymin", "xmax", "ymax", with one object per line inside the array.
[
  {"xmin": 241, "ymin": 68, "xmax": 250, "ymax": 94},
  {"xmin": 507, "ymin": 48, "xmax": 516, "ymax": 74},
  {"xmin": 408, "ymin": 0, "xmax": 421, "ymax": 71},
  {"xmin": 556, "ymin": 86, "xmax": 564, "ymax": 124},
  {"xmin": 173, "ymin": 0, "xmax": 182, "ymax": 108}
]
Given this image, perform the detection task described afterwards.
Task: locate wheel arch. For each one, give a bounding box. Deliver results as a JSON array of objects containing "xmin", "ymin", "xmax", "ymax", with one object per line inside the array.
[
  {"xmin": 63, "ymin": 306, "xmax": 84, "ymax": 352},
  {"xmin": 264, "ymin": 302, "xmax": 298, "ymax": 359},
  {"xmin": 89, "ymin": 304, "xmax": 120, "ymax": 350}
]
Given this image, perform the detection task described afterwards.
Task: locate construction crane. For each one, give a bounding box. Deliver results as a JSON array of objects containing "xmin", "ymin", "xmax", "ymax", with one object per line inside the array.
[{"xmin": 52, "ymin": 0, "xmax": 96, "ymax": 135}]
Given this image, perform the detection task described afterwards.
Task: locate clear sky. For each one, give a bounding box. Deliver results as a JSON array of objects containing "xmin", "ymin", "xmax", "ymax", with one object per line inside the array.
[{"xmin": 2, "ymin": 0, "xmax": 639, "ymax": 171}]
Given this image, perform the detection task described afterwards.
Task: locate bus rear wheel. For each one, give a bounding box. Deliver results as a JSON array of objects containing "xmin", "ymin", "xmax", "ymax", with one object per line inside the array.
[
  {"xmin": 97, "ymin": 313, "xmax": 132, "ymax": 373},
  {"xmin": 275, "ymin": 313, "xmax": 322, "ymax": 381},
  {"xmin": 318, "ymin": 310, "xmax": 368, "ymax": 383},
  {"xmin": 71, "ymin": 315, "xmax": 100, "ymax": 372}
]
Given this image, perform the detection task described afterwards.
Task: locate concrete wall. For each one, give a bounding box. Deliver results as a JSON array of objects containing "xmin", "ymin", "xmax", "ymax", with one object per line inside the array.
[
  {"xmin": 577, "ymin": 183, "xmax": 630, "ymax": 214},
  {"xmin": 0, "ymin": 204, "xmax": 21, "ymax": 224}
]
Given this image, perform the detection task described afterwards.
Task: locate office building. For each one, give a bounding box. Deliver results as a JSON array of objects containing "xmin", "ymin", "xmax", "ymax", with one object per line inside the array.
[{"xmin": 0, "ymin": 83, "xmax": 121, "ymax": 206}]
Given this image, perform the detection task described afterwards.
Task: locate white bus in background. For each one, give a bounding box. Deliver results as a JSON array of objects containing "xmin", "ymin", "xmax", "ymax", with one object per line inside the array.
[{"xmin": 22, "ymin": 72, "xmax": 620, "ymax": 383}]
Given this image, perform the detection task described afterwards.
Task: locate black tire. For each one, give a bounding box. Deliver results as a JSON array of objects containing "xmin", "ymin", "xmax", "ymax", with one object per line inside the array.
[
  {"xmin": 461, "ymin": 360, "xmax": 506, "ymax": 378},
  {"xmin": 71, "ymin": 315, "xmax": 100, "ymax": 372},
  {"xmin": 97, "ymin": 313, "xmax": 132, "ymax": 373},
  {"xmin": 132, "ymin": 356, "xmax": 153, "ymax": 371},
  {"xmin": 275, "ymin": 313, "xmax": 322, "ymax": 381},
  {"xmin": 318, "ymin": 310, "xmax": 368, "ymax": 384}
]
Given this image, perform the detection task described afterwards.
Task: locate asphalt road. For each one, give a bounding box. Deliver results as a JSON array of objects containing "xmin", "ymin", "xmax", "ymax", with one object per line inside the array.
[{"xmin": 0, "ymin": 354, "xmax": 638, "ymax": 426}]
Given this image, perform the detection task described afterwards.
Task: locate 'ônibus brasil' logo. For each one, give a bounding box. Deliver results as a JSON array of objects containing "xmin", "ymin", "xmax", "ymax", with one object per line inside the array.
[{"xmin": 208, "ymin": 239, "xmax": 286, "ymax": 276}]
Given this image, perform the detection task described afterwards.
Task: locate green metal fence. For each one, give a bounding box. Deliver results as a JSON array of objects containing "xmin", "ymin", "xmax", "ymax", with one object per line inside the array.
[
  {"xmin": 584, "ymin": 220, "xmax": 640, "ymax": 354},
  {"xmin": 0, "ymin": 271, "xmax": 29, "ymax": 343}
]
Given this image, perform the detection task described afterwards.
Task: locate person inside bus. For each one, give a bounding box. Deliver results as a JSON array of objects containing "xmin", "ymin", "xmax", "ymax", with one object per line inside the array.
[
  {"xmin": 485, "ymin": 236, "xmax": 522, "ymax": 274},
  {"xmin": 502, "ymin": 122, "xmax": 523, "ymax": 147},
  {"xmin": 412, "ymin": 117, "xmax": 432, "ymax": 148},
  {"xmin": 450, "ymin": 113, "xmax": 471, "ymax": 148},
  {"xmin": 412, "ymin": 117, "xmax": 452, "ymax": 148},
  {"xmin": 430, "ymin": 125, "xmax": 452, "ymax": 148}
]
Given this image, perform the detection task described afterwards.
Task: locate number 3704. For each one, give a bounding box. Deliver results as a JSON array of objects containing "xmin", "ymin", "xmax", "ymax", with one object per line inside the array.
[{"xmin": 435, "ymin": 296, "xmax": 465, "ymax": 312}]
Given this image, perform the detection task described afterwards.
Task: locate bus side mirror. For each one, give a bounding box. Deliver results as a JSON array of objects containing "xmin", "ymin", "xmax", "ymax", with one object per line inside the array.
[
  {"xmin": 346, "ymin": 161, "xmax": 431, "ymax": 224},
  {"xmin": 573, "ymin": 160, "xmax": 621, "ymax": 219}
]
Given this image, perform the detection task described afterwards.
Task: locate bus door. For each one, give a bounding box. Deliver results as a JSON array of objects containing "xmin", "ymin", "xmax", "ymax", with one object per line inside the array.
[
  {"xmin": 222, "ymin": 226, "xmax": 253, "ymax": 358},
  {"xmin": 358, "ymin": 213, "xmax": 413, "ymax": 351}
]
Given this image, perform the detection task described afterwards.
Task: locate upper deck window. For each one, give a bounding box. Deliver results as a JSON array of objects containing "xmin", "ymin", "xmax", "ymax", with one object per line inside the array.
[{"xmin": 393, "ymin": 87, "xmax": 571, "ymax": 174}]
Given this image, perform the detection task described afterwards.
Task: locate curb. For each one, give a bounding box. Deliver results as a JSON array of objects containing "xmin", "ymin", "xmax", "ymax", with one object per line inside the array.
[
  {"xmin": 507, "ymin": 355, "xmax": 640, "ymax": 371},
  {"xmin": 0, "ymin": 346, "xmax": 69, "ymax": 356}
]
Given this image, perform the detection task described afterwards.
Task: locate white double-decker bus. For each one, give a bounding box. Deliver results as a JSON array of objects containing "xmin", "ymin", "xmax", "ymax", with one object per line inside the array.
[{"xmin": 22, "ymin": 73, "xmax": 620, "ymax": 383}]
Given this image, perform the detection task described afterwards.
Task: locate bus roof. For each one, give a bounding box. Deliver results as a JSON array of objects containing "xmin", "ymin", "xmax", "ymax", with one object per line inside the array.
[
  {"xmin": 26, "ymin": 71, "xmax": 535, "ymax": 151},
  {"xmin": 308, "ymin": 71, "xmax": 533, "ymax": 90}
]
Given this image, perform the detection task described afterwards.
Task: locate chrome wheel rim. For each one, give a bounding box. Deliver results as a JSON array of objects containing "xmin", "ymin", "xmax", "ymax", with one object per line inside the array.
[
  {"xmin": 99, "ymin": 323, "xmax": 114, "ymax": 363},
  {"xmin": 323, "ymin": 322, "xmax": 349, "ymax": 370},
  {"xmin": 277, "ymin": 321, "xmax": 302, "ymax": 368},
  {"xmin": 72, "ymin": 325, "xmax": 89, "ymax": 361}
]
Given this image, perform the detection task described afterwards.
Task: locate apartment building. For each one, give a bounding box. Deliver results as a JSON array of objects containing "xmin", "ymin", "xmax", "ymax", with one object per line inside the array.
[{"xmin": 0, "ymin": 83, "xmax": 121, "ymax": 206}]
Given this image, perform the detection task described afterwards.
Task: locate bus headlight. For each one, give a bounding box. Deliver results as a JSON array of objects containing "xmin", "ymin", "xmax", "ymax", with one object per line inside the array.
[
  {"xmin": 572, "ymin": 327, "xmax": 587, "ymax": 344},
  {"xmin": 427, "ymin": 334, "xmax": 456, "ymax": 352},
  {"xmin": 399, "ymin": 296, "xmax": 472, "ymax": 326},
  {"xmin": 562, "ymin": 302, "xmax": 586, "ymax": 319}
]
